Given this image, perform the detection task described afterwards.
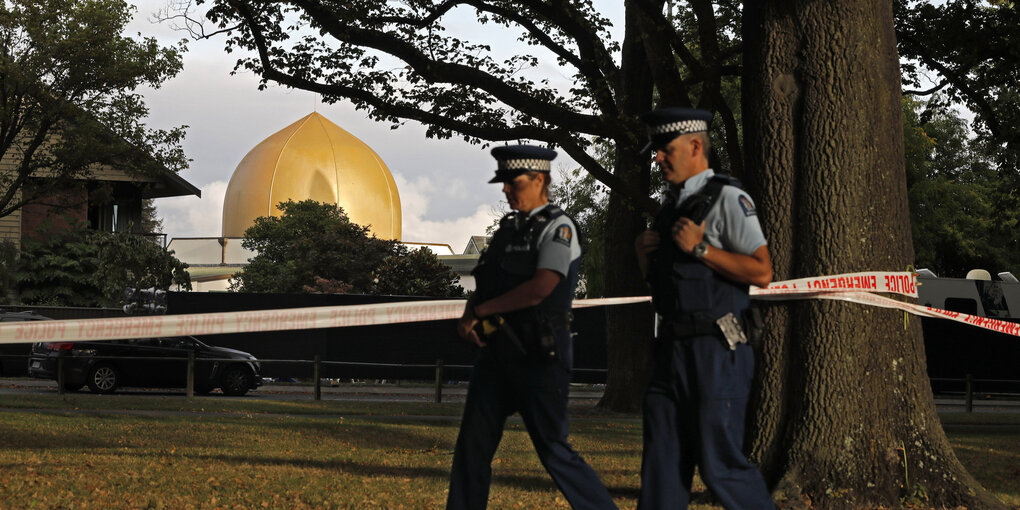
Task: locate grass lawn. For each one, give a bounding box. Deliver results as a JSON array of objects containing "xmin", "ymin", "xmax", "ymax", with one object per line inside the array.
[{"xmin": 0, "ymin": 394, "xmax": 1016, "ymax": 509}]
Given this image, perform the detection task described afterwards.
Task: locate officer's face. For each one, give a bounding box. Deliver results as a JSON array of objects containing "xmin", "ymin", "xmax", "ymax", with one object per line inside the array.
[
  {"xmin": 655, "ymin": 135, "xmax": 704, "ymax": 185},
  {"xmin": 502, "ymin": 173, "xmax": 546, "ymax": 212}
]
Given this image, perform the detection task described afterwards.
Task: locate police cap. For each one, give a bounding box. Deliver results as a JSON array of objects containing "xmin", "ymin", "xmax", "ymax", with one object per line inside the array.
[
  {"xmin": 489, "ymin": 144, "xmax": 557, "ymax": 183},
  {"xmin": 640, "ymin": 107, "xmax": 712, "ymax": 153}
]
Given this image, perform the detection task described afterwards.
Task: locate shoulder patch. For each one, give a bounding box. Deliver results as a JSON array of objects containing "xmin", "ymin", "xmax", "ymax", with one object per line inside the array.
[
  {"xmin": 552, "ymin": 224, "xmax": 573, "ymax": 247},
  {"xmin": 738, "ymin": 195, "xmax": 757, "ymax": 217}
]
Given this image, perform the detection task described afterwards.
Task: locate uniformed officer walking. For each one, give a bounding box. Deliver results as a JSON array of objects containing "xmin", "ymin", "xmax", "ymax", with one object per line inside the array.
[
  {"xmin": 633, "ymin": 108, "xmax": 776, "ymax": 510},
  {"xmin": 447, "ymin": 145, "xmax": 617, "ymax": 510}
]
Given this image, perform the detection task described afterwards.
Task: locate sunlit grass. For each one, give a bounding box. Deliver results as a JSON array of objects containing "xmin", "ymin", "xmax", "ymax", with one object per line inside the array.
[{"xmin": 0, "ymin": 396, "xmax": 1015, "ymax": 508}]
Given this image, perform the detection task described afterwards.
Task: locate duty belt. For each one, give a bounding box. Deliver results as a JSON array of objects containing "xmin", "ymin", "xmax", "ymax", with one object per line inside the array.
[
  {"xmin": 545, "ymin": 312, "xmax": 573, "ymax": 331},
  {"xmin": 659, "ymin": 315, "xmax": 719, "ymax": 339}
]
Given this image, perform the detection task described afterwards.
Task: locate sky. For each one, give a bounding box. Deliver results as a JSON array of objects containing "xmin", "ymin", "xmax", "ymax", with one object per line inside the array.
[{"xmin": 127, "ymin": 1, "xmax": 583, "ymax": 252}]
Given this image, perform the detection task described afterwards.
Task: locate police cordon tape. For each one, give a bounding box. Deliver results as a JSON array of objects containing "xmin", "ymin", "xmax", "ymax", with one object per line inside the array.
[
  {"xmin": 0, "ymin": 296, "xmax": 650, "ymax": 346},
  {"xmin": 748, "ymin": 271, "xmax": 1020, "ymax": 338},
  {"xmin": 0, "ymin": 271, "xmax": 1014, "ymax": 345},
  {"xmin": 748, "ymin": 270, "xmax": 919, "ymax": 299}
]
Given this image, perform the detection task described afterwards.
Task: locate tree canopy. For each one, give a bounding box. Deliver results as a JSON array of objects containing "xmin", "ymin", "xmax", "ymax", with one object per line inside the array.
[
  {"xmin": 0, "ymin": 0, "xmax": 188, "ymax": 218},
  {"xmin": 14, "ymin": 222, "xmax": 191, "ymax": 307},
  {"xmin": 232, "ymin": 199, "xmax": 463, "ymax": 297},
  {"xmin": 904, "ymin": 96, "xmax": 1020, "ymax": 277},
  {"xmin": 896, "ymin": 0, "xmax": 1019, "ymax": 172}
]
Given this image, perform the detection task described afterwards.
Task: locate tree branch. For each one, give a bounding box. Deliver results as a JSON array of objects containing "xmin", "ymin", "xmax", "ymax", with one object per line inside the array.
[
  {"xmin": 632, "ymin": 0, "xmax": 693, "ymax": 107},
  {"xmin": 451, "ymin": 0, "xmax": 619, "ymax": 118},
  {"xmin": 515, "ymin": 0, "xmax": 621, "ymax": 114},
  {"xmin": 903, "ymin": 79, "xmax": 950, "ymax": 96},
  {"xmin": 899, "ymin": 33, "xmax": 1003, "ymax": 137},
  {"xmin": 555, "ymin": 134, "xmax": 660, "ymax": 215},
  {"xmin": 265, "ymin": 0, "xmax": 612, "ymax": 137},
  {"xmin": 226, "ymin": 0, "xmax": 569, "ymax": 143}
]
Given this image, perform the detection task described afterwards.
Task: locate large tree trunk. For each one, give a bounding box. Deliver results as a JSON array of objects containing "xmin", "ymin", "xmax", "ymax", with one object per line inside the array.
[
  {"xmin": 743, "ymin": 2, "xmax": 1005, "ymax": 508},
  {"xmin": 598, "ymin": 4, "xmax": 655, "ymax": 412}
]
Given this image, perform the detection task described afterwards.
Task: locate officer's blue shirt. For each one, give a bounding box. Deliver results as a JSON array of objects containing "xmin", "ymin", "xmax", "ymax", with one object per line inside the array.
[
  {"xmin": 527, "ymin": 203, "xmax": 582, "ymax": 278},
  {"xmin": 672, "ymin": 169, "xmax": 767, "ymax": 256}
]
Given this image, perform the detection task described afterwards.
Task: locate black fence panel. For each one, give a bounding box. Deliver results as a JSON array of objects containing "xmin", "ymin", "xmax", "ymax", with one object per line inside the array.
[
  {"xmin": 167, "ymin": 292, "xmax": 627, "ymax": 383},
  {"xmin": 920, "ymin": 316, "xmax": 1020, "ymax": 393}
]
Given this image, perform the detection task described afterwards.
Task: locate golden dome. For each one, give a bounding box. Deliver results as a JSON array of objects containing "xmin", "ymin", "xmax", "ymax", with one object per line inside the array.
[{"xmin": 221, "ymin": 112, "xmax": 401, "ymax": 240}]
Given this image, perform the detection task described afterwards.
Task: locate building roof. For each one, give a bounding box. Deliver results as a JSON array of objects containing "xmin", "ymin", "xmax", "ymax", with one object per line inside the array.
[
  {"xmin": 463, "ymin": 236, "xmax": 491, "ymax": 255},
  {"xmin": 438, "ymin": 254, "xmax": 480, "ymax": 274},
  {"xmin": 221, "ymin": 112, "xmax": 400, "ymax": 240}
]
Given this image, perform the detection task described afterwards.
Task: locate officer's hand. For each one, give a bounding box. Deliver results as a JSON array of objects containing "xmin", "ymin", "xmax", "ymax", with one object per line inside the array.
[
  {"xmin": 672, "ymin": 218, "xmax": 706, "ymax": 253},
  {"xmin": 634, "ymin": 230, "xmax": 660, "ymax": 257},
  {"xmin": 457, "ymin": 316, "xmax": 486, "ymax": 347}
]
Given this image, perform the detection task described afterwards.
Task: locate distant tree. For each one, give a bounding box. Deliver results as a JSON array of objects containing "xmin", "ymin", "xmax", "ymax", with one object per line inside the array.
[
  {"xmin": 233, "ymin": 200, "xmax": 462, "ymax": 296},
  {"xmin": 301, "ymin": 276, "xmax": 354, "ymax": 295},
  {"xmin": 93, "ymin": 228, "xmax": 192, "ymax": 299},
  {"xmin": 231, "ymin": 200, "xmax": 400, "ymax": 293},
  {"xmin": 903, "ymin": 96, "xmax": 1020, "ymax": 278},
  {"xmin": 0, "ymin": 0, "xmax": 188, "ymax": 218},
  {"xmin": 549, "ymin": 166, "xmax": 608, "ymax": 298},
  {"xmin": 15, "ymin": 223, "xmax": 190, "ymax": 307},
  {"xmin": 896, "ymin": 0, "xmax": 1019, "ymax": 173},
  {"xmin": 373, "ymin": 247, "xmax": 464, "ymax": 297},
  {"xmin": 141, "ymin": 199, "xmax": 165, "ymax": 235}
]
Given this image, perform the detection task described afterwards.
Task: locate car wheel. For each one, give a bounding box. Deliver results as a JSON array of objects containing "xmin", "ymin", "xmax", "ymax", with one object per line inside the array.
[
  {"xmin": 220, "ymin": 366, "xmax": 252, "ymax": 396},
  {"xmin": 87, "ymin": 364, "xmax": 119, "ymax": 394}
]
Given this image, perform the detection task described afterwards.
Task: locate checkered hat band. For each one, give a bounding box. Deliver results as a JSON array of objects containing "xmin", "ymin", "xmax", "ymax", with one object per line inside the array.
[
  {"xmin": 498, "ymin": 158, "xmax": 551, "ymax": 171},
  {"xmin": 651, "ymin": 119, "xmax": 709, "ymax": 135}
]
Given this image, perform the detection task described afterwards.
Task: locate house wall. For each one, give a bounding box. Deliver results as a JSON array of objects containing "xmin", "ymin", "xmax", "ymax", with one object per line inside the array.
[
  {"xmin": 0, "ymin": 206, "xmax": 21, "ymax": 249},
  {"xmin": 20, "ymin": 182, "xmax": 88, "ymax": 240}
]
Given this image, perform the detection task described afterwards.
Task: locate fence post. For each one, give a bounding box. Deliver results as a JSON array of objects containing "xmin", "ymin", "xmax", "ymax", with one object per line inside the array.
[
  {"xmin": 314, "ymin": 355, "xmax": 322, "ymax": 401},
  {"xmin": 964, "ymin": 374, "xmax": 973, "ymax": 413},
  {"xmin": 434, "ymin": 359, "xmax": 444, "ymax": 404},
  {"xmin": 57, "ymin": 350, "xmax": 65, "ymax": 396},
  {"xmin": 186, "ymin": 351, "xmax": 195, "ymax": 398}
]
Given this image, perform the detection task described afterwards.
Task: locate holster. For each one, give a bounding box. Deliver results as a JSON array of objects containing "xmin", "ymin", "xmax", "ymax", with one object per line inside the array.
[
  {"xmin": 478, "ymin": 315, "xmax": 528, "ymax": 360},
  {"xmin": 479, "ymin": 312, "xmax": 569, "ymax": 363},
  {"xmin": 741, "ymin": 306, "xmax": 764, "ymax": 347}
]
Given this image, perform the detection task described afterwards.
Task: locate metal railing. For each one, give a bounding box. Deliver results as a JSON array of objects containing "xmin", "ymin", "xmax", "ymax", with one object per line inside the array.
[
  {"xmin": 7, "ymin": 351, "xmax": 1018, "ymax": 408},
  {"xmin": 3, "ymin": 353, "xmax": 608, "ymax": 403},
  {"xmin": 929, "ymin": 376, "xmax": 1020, "ymax": 412}
]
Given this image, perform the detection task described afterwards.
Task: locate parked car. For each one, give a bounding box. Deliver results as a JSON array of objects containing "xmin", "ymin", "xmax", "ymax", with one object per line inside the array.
[
  {"xmin": 0, "ymin": 310, "xmax": 53, "ymax": 378},
  {"xmin": 28, "ymin": 336, "xmax": 262, "ymax": 396}
]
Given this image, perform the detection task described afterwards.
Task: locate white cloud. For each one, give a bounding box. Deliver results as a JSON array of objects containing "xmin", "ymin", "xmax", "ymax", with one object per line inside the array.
[
  {"xmin": 394, "ymin": 173, "xmax": 502, "ymax": 251},
  {"xmin": 156, "ymin": 181, "xmax": 228, "ymax": 239}
]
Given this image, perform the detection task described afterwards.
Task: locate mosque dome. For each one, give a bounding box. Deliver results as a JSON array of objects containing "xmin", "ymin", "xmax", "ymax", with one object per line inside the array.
[{"xmin": 221, "ymin": 112, "xmax": 401, "ymax": 240}]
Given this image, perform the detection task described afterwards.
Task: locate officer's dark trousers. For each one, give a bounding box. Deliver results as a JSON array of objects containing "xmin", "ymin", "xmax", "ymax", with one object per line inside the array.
[
  {"xmin": 447, "ymin": 354, "xmax": 617, "ymax": 510},
  {"xmin": 638, "ymin": 334, "xmax": 775, "ymax": 510}
]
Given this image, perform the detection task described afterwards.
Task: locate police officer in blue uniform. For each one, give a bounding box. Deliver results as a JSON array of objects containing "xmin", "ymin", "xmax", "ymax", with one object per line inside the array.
[
  {"xmin": 447, "ymin": 145, "xmax": 617, "ymax": 510},
  {"xmin": 633, "ymin": 108, "xmax": 776, "ymax": 510}
]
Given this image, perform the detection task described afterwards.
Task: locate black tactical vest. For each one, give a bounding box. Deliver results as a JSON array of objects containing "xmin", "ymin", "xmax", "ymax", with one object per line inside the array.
[
  {"xmin": 473, "ymin": 204, "xmax": 579, "ymax": 328},
  {"xmin": 648, "ymin": 175, "xmax": 751, "ymax": 321}
]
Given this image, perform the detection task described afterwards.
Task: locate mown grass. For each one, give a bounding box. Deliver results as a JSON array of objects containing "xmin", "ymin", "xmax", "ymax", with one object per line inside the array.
[{"xmin": 0, "ymin": 395, "xmax": 1016, "ymax": 509}]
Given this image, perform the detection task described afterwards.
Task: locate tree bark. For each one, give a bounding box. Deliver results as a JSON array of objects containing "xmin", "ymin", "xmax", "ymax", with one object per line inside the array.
[
  {"xmin": 598, "ymin": 4, "xmax": 655, "ymax": 412},
  {"xmin": 743, "ymin": 1, "xmax": 1005, "ymax": 508}
]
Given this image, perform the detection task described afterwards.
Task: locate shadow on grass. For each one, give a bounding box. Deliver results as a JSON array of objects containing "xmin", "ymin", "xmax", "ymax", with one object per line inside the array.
[{"xmin": 115, "ymin": 449, "xmax": 451, "ymax": 480}]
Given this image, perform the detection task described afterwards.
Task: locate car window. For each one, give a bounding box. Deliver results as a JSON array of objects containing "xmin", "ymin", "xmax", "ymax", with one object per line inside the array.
[{"xmin": 160, "ymin": 337, "xmax": 191, "ymax": 349}]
